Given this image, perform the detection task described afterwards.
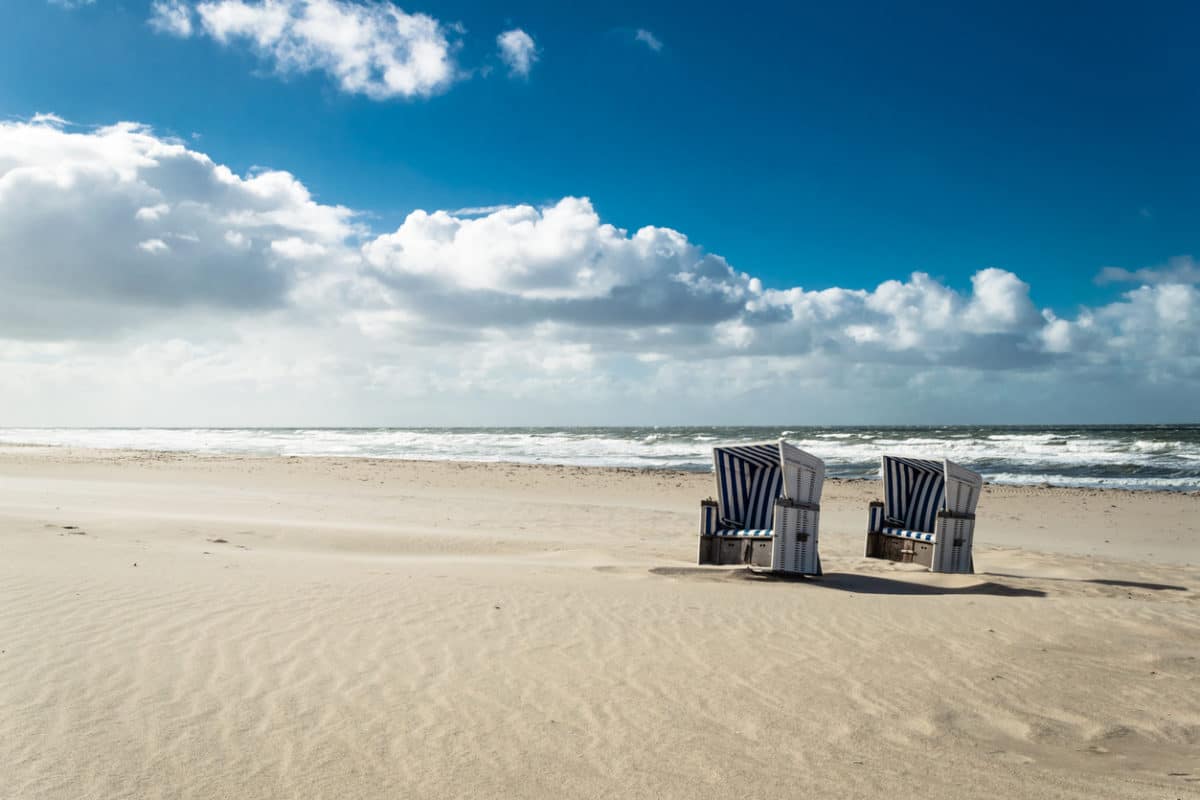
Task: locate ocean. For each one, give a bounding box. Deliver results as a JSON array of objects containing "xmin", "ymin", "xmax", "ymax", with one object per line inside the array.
[{"xmin": 2, "ymin": 425, "xmax": 1198, "ymax": 492}]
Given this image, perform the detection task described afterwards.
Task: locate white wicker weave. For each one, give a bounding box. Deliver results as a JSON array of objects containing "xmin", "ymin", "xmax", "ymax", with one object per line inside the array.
[{"xmin": 771, "ymin": 498, "xmax": 821, "ymax": 575}]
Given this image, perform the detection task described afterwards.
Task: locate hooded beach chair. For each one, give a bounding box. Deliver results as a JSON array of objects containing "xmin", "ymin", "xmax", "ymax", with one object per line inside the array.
[
  {"xmin": 865, "ymin": 456, "xmax": 983, "ymax": 573},
  {"xmin": 697, "ymin": 440, "xmax": 825, "ymax": 575}
]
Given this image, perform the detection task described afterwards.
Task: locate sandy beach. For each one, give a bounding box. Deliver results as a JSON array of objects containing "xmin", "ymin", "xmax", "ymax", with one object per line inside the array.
[{"xmin": 1, "ymin": 446, "xmax": 1198, "ymax": 799}]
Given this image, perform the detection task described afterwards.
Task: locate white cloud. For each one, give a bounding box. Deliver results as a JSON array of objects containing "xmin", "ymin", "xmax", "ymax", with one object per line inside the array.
[
  {"xmin": 963, "ymin": 267, "xmax": 1038, "ymax": 333},
  {"xmin": 47, "ymin": 0, "xmax": 95, "ymax": 8},
  {"xmin": 224, "ymin": 230, "xmax": 250, "ymax": 248},
  {"xmin": 0, "ymin": 116, "xmax": 358, "ymax": 338},
  {"xmin": 136, "ymin": 203, "xmax": 171, "ymax": 222},
  {"xmin": 149, "ymin": 0, "xmax": 194, "ymax": 36},
  {"xmin": 138, "ymin": 238, "xmax": 171, "ymax": 254},
  {"xmin": 714, "ymin": 318, "xmax": 755, "ymax": 349},
  {"xmin": 2, "ymin": 114, "xmax": 1199, "ymax": 423},
  {"xmin": 1096, "ymin": 255, "xmax": 1200, "ymax": 286},
  {"xmin": 634, "ymin": 29, "xmax": 663, "ymax": 52},
  {"xmin": 1038, "ymin": 311, "xmax": 1074, "ymax": 354},
  {"xmin": 446, "ymin": 204, "xmax": 513, "ymax": 216},
  {"xmin": 149, "ymin": 0, "xmax": 460, "ymax": 99},
  {"xmin": 363, "ymin": 197, "xmax": 732, "ymax": 301},
  {"xmin": 1040, "ymin": 283, "xmax": 1200, "ymax": 389},
  {"xmin": 497, "ymin": 28, "xmax": 537, "ymax": 78},
  {"xmin": 270, "ymin": 236, "xmax": 327, "ymax": 259},
  {"xmin": 30, "ymin": 112, "xmax": 70, "ymax": 127}
]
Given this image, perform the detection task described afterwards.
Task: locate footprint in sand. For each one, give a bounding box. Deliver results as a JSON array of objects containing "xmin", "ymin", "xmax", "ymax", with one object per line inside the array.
[
  {"xmin": 205, "ymin": 537, "xmax": 250, "ymax": 550},
  {"xmin": 987, "ymin": 750, "xmax": 1036, "ymax": 765}
]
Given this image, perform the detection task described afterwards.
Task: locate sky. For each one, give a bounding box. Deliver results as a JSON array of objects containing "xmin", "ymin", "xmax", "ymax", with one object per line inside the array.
[{"xmin": 0, "ymin": 0, "xmax": 1198, "ymax": 425}]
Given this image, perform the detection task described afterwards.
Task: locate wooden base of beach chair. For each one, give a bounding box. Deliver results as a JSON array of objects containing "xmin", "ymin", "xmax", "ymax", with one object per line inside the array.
[
  {"xmin": 697, "ymin": 536, "xmax": 773, "ymax": 567},
  {"xmin": 865, "ymin": 532, "xmax": 934, "ymax": 568}
]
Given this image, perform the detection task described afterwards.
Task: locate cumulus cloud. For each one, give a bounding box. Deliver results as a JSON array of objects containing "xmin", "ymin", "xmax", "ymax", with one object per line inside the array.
[
  {"xmin": 0, "ymin": 116, "xmax": 358, "ymax": 337},
  {"xmin": 2, "ymin": 114, "xmax": 1199, "ymax": 423},
  {"xmin": 964, "ymin": 268, "xmax": 1039, "ymax": 333},
  {"xmin": 1044, "ymin": 283, "xmax": 1199, "ymax": 359},
  {"xmin": 634, "ymin": 29, "xmax": 663, "ymax": 52},
  {"xmin": 497, "ymin": 28, "xmax": 537, "ymax": 78},
  {"xmin": 150, "ymin": 0, "xmax": 460, "ymax": 99},
  {"xmin": 363, "ymin": 197, "xmax": 737, "ymax": 300}
]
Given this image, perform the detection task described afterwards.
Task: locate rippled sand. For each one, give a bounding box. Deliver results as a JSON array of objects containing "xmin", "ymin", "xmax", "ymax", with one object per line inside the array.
[{"xmin": 1, "ymin": 447, "xmax": 1197, "ymax": 799}]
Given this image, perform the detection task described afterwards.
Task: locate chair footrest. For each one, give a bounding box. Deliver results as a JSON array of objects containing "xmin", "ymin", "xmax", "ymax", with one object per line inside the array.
[{"xmin": 707, "ymin": 529, "xmax": 773, "ymax": 538}]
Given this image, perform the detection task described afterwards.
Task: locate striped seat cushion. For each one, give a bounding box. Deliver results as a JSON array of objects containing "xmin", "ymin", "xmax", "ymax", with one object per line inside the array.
[
  {"xmin": 881, "ymin": 526, "xmax": 935, "ymax": 543},
  {"xmin": 711, "ymin": 528, "xmax": 773, "ymax": 538}
]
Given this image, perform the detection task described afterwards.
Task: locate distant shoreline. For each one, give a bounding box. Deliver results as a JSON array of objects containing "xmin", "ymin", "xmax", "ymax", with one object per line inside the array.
[{"xmin": 2, "ymin": 442, "xmax": 1197, "ymax": 495}]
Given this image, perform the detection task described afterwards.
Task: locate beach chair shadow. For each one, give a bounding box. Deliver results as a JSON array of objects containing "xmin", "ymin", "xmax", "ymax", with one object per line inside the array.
[
  {"xmin": 651, "ymin": 567, "xmax": 1046, "ymax": 597},
  {"xmin": 795, "ymin": 572, "xmax": 1045, "ymax": 597},
  {"xmin": 984, "ymin": 573, "xmax": 1189, "ymax": 592},
  {"xmin": 746, "ymin": 570, "xmax": 1046, "ymax": 597}
]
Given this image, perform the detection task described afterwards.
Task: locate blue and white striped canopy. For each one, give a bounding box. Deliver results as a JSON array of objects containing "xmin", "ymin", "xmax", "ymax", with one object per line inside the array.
[
  {"xmin": 882, "ymin": 456, "xmax": 946, "ymax": 534},
  {"xmin": 713, "ymin": 443, "xmax": 784, "ymax": 530}
]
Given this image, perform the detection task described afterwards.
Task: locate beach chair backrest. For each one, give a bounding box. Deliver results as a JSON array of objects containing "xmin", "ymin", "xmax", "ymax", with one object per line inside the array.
[
  {"xmin": 882, "ymin": 455, "xmax": 946, "ymax": 533},
  {"xmin": 713, "ymin": 443, "xmax": 783, "ymax": 529}
]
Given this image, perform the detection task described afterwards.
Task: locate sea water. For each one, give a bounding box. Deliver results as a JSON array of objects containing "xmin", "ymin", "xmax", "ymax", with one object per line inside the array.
[{"xmin": 2, "ymin": 425, "xmax": 1198, "ymax": 492}]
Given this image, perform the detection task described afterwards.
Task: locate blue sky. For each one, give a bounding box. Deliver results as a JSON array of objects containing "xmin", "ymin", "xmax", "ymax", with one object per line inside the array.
[
  {"xmin": 0, "ymin": 0, "xmax": 1197, "ymax": 424},
  {"xmin": 9, "ymin": 0, "xmax": 1198, "ymax": 303}
]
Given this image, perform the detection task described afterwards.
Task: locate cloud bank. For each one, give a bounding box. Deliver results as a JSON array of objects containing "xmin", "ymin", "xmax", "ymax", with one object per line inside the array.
[{"xmin": 1, "ymin": 116, "xmax": 1196, "ymax": 424}]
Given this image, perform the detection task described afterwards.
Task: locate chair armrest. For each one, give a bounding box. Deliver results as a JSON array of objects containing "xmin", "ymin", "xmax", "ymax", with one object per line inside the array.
[
  {"xmin": 776, "ymin": 497, "xmax": 820, "ymax": 512},
  {"xmin": 937, "ymin": 509, "xmax": 976, "ymax": 522},
  {"xmin": 867, "ymin": 500, "xmax": 884, "ymax": 533},
  {"xmin": 699, "ymin": 499, "xmax": 719, "ymax": 536}
]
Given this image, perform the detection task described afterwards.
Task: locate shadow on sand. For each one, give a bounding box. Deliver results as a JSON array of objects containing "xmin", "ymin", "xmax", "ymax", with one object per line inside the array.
[
  {"xmin": 983, "ymin": 573, "xmax": 1189, "ymax": 593},
  {"xmin": 649, "ymin": 567, "xmax": 1047, "ymax": 597}
]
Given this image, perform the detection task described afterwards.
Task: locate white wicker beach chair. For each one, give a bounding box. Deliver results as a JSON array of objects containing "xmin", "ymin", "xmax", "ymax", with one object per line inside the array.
[
  {"xmin": 698, "ymin": 440, "xmax": 825, "ymax": 575},
  {"xmin": 865, "ymin": 456, "xmax": 983, "ymax": 573}
]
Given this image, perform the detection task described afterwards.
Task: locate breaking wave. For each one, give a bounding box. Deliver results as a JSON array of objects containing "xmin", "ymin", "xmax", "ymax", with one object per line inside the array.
[{"xmin": 1, "ymin": 425, "xmax": 1198, "ymax": 492}]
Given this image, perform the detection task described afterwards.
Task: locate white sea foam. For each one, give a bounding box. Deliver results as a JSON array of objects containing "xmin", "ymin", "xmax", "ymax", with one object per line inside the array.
[
  {"xmin": 1, "ymin": 427, "xmax": 1198, "ymax": 491},
  {"xmin": 982, "ymin": 473, "xmax": 1200, "ymax": 492}
]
